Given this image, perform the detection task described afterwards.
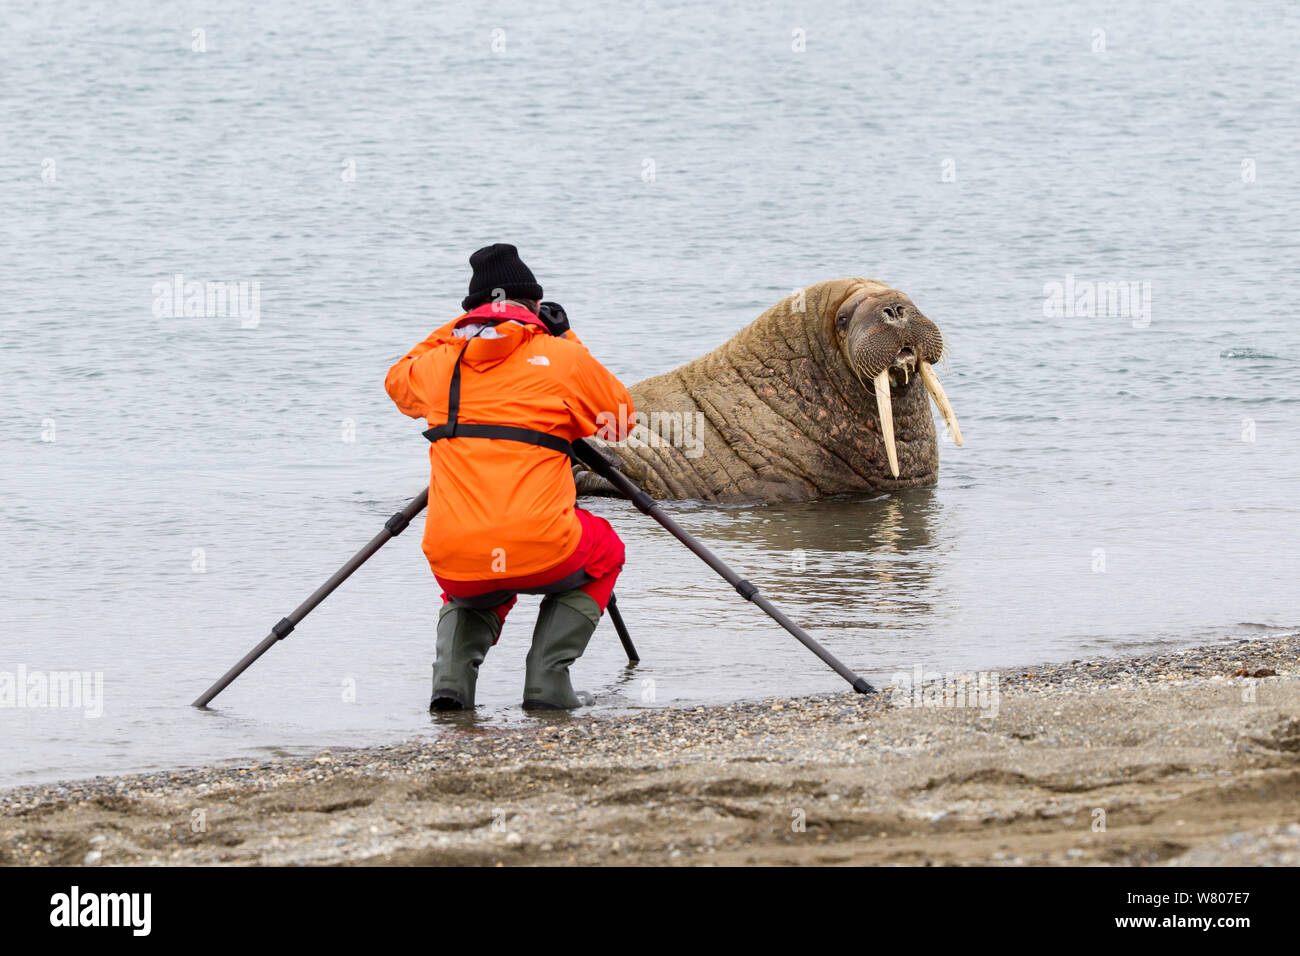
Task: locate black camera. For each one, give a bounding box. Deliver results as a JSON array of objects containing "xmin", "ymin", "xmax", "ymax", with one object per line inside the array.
[{"xmin": 537, "ymin": 301, "xmax": 570, "ymax": 337}]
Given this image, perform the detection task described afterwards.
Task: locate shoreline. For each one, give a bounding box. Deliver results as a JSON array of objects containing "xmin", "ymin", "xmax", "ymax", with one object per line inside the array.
[{"xmin": 3, "ymin": 633, "xmax": 1298, "ymax": 866}]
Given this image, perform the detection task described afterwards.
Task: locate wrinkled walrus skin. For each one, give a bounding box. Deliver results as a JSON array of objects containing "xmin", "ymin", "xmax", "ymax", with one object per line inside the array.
[{"xmin": 575, "ymin": 278, "xmax": 962, "ymax": 503}]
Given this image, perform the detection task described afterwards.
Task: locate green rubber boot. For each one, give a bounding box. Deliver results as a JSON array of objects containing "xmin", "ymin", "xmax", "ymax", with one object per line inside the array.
[
  {"xmin": 430, "ymin": 603, "xmax": 501, "ymax": 712},
  {"xmin": 522, "ymin": 590, "xmax": 600, "ymax": 710}
]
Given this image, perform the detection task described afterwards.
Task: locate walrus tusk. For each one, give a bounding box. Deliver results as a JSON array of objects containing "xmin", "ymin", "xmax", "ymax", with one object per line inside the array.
[
  {"xmin": 872, "ymin": 370, "xmax": 900, "ymax": 478},
  {"xmin": 917, "ymin": 361, "xmax": 963, "ymax": 447}
]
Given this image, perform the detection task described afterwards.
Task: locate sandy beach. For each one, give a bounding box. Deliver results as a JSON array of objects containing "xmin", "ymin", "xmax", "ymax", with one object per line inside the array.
[{"xmin": 3, "ymin": 634, "xmax": 1298, "ymax": 867}]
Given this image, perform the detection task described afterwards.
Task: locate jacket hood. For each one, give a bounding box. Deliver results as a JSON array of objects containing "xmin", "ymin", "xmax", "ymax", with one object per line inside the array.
[{"xmin": 438, "ymin": 303, "xmax": 547, "ymax": 371}]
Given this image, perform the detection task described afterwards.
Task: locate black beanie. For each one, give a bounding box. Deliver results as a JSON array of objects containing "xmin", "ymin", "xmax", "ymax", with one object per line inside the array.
[{"xmin": 461, "ymin": 243, "xmax": 543, "ymax": 312}]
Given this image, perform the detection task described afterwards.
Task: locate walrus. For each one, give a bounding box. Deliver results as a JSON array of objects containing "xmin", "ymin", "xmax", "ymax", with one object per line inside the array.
[{"xmin": 576, "ymin": 277, "xmax": 963, "ymax": 502}]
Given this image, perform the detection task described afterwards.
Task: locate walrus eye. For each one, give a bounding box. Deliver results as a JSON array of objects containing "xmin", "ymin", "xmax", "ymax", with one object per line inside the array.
[{"xmin": 836, "ymin": 313, "xmax": 850, "ymax": 330}]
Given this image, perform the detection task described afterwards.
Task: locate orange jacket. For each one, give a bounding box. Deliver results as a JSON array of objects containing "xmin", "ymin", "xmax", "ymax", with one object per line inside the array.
[{"xmin": 385, "ymin": 304, "xmax": 635, "ymax": 581}]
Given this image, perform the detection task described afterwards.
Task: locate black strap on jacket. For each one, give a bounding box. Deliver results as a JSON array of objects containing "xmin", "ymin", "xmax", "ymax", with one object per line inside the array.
[{"xmin": 422, "ymin": 331, "xmax": 574, "ymax": 458}]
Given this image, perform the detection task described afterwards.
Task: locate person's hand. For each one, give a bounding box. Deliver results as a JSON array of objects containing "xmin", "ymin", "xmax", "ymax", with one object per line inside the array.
[{"xmin": 538, "ymin": 301, "xmax": 570, "ymax": 337}]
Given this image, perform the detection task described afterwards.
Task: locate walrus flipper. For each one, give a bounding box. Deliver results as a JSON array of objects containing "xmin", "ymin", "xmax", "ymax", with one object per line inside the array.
[{"xmin": 573, "ymin": 464, "xmax": 619, "ymax": 497}]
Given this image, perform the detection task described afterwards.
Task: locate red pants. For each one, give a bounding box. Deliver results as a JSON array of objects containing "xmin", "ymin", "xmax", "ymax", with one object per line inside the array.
[{"xmin": 435, "ymin": 509, "xmax": 624, "ymax": 637}]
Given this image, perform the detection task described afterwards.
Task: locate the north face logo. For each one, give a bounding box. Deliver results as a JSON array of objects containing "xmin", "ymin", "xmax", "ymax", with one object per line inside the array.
[{"xmin": 527, "ymin": 356, "xmax": 550, "ymax": 366}]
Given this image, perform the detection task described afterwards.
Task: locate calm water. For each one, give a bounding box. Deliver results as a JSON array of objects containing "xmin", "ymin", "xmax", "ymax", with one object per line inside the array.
[{"xmin": 2, "ymin": 1, "xmax": 1299, "ymax": 787}]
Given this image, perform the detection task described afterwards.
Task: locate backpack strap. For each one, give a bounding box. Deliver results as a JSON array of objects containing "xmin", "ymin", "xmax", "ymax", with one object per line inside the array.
[{"xmin": 422, "ymin": 332, "xmax": 574, "ymax": 458}]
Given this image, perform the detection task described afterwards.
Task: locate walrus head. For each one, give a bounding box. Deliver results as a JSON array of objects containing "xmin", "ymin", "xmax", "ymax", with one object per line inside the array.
[
  {"xmin": 573, "ymin": 276, "xmax": 963, "ymax": 502},
  {"xmin": 832, "ymin": 285, "xmax": 964, "ymax": 477}
]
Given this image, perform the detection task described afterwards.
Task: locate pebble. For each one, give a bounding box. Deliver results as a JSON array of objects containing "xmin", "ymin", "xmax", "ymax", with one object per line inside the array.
[{"xmin": 0, "ymin": 632, "xmax": 1294, "ymax": 869}]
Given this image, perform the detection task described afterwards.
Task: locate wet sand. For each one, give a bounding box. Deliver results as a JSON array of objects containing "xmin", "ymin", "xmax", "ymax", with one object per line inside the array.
[{"xmin": 3, "ymin": 634, "xmax": 1298, "ymax": 866}]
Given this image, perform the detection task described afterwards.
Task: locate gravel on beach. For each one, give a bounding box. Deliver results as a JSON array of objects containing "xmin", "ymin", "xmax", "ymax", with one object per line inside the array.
[{"xmin": 2, "ymin": 632, "xmax": 1298, "ymax": 866}]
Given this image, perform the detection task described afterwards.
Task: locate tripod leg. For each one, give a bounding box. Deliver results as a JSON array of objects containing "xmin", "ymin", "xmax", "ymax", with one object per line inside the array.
[{"xmin": 606, "ymin": 593, "xmax": 639, "ymax": 663}]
